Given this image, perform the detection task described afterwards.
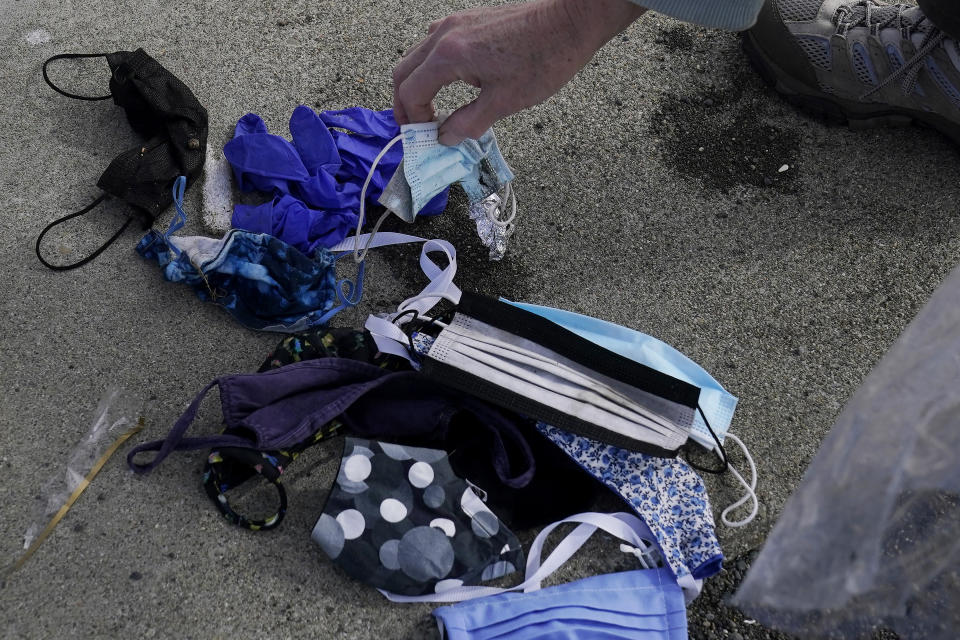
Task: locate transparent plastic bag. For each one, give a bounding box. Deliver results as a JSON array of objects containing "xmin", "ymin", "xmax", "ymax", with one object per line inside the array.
[
  {"xmin": 22, "ymin": 388, "xmax": 141, "ymax": 549},
  {"xmin": 734, "ymin": 264, "xmax": 960, "ymax": 638}
]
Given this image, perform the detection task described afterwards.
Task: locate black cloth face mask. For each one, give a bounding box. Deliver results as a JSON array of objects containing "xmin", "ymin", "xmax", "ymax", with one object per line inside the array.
[{"xmin": 36, "ymin": 49, "xmax": 208, "ymax": 270}]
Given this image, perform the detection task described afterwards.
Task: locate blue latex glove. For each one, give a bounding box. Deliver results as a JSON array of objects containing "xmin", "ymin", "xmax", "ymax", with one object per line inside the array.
[
  {"xmin": 233, "ymin": 194, "xmax": 356, "ymax": 256},
  {"xmin": 225, "ymin": 106, "xmax": 450, "ymax": 254}
]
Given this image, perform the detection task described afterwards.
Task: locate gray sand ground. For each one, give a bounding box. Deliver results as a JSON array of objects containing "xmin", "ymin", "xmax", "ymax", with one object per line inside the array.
[{"xmin": 1, "ymin": 1, "xmax": 957, "ymax": 638}]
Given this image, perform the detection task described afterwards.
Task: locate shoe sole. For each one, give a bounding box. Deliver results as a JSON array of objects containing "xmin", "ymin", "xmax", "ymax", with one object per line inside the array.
[{"xmin": 742, "ymin": 31, "xmax": 960, "ymax": 147}]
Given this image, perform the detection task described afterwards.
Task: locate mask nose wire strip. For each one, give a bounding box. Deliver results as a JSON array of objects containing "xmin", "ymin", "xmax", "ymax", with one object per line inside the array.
[
  {"xmin": 353, "ymin": 134, "xmax": 403, "ymax": 264},
  {"xmin": 35, "ymin": 194, "xmax": 133, "ymax": 271},
  {"xmin": 719, "ymin": 433, "xmax": 759, "ymax": 528},
  {"xmin": 42, "ymin": 53, "xmax": 113, "ymax": 101},
  {"xmin": 2, "ymin": 417, "xmax": 144, "ymax": 580}
]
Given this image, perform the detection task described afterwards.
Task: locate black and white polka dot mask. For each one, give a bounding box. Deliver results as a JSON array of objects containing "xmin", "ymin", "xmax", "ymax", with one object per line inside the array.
[{"xmin": 312, "ymin": 437, "xmax": 524, "ymax": 597}]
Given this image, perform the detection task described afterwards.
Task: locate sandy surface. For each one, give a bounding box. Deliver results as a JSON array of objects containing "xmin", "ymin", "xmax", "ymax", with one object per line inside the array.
[{"xmin": 1, "ymin": 1, "xmax": 957, "ymax": 638}]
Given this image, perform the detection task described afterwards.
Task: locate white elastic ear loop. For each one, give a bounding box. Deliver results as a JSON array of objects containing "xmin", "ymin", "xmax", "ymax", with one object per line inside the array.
[
  {"xmin": 393, "ymin": 240, "xmax": 460, "ymax": 324},
  {"xmin": 483, "ymin": 182, "xmax": 517, "ymax": 229},
  {"xmin": 353, "ymin": 134, "xmax": 403, "ymax": 263},
  {"xmin": 719, "ymin": 433, "xmax": 759, "ymax": 528}
]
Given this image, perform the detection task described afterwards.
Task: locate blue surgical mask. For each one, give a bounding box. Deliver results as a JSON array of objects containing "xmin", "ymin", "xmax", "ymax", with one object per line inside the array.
[
  {"xmin": 378, "ymin": 120, "xmax": 514, "ymax": 223},
  {"xmin": 502, "ymin": 300, "xmax": 759, "ymax": 528},
  {"xmin": 502, "ymin": 300, "xmax": 736, "ymax": 449}
]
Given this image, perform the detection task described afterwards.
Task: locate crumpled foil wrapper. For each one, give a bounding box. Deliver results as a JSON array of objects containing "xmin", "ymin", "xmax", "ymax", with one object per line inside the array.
[{"xmin": 468, "ymin": 192, "xmax": 515, "ymax": 261}]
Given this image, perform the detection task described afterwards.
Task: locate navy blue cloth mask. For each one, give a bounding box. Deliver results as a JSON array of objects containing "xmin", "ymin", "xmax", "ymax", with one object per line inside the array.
[
  {"xmin": 225, "ymin": 107, "xmax": 449, "ymax": 254},
  {"xmin": 127, "ymin": 358, "xmax": 536, "ymax": 489}
]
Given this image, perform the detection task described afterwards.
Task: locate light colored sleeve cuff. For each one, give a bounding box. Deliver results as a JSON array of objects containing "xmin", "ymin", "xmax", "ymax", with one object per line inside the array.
[{"xmin": 629, "ymin": 0, "xmax": 766, "ymax": 30}]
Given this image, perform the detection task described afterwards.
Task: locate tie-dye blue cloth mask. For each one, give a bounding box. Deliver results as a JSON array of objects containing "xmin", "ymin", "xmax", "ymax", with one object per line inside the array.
[{"xmin": 136, "ymin": 217, "xmax": 351, "ymax": 333}]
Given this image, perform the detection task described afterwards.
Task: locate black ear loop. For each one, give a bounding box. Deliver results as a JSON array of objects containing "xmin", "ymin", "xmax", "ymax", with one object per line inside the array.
[
  {"xmin": 37, "ymin": 53, "xmax": 128, "ymax": 270},
  {"xmin": 391, "ymin": 309, "xmax": 422, "ymax": 360},
  {"xmin": 684, "ymin": 405, "xmax": 729, "ymax": 475},
  {"xmin": 42, "ymin": 53, "xmax": 113, "ymax": 101},
  {"xmin": 35, "ymin": 194, "xmax": 134, "ymax": 271}
]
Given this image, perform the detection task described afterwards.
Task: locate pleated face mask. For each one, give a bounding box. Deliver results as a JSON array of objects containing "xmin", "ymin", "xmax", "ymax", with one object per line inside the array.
[
  {"xmin": 378, "ymin": 120, "xmax": 514, "ymax": 223},
  {"xmin": 505, "ymin": 300, "xmax": 760, "ymax": 528},
  {"xmin": 503, "ymin": 300, "xmax": 738, "ymax": 450},
  {"xmin": 420, "ymin": 293, "xmax": 702, "ymax": 457}
]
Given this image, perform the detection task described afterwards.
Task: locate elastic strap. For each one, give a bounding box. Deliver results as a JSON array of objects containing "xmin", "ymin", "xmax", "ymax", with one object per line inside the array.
[
  {"xmin": 163, "ymin": 176, "xmax": 188, "ymax": 255},
  {"xmin": 317, "ymin": 134, "xmax": 404, "ymax": 314},
  {"xmin": 718, "ymin": 433, "xmax": 759, "ymax": 528},
  {"xmin": 203, "ymin": 450, "xmax": 288, "ymax": 532},
  {"xmin": 380, "ymin": 511, "xmax": 659, "ymax": 603},
  {"xmin": 35, "ymin": 194, "xmax": 133, "ymax": 271},
  {"xmin": 126, "ymin": 379, "xmax": 253, "ymax": 473},
  {"xmin": 306, "ymin": 132, "xmax": 429, "ymax": 324},
  {"xmin": 42, "ymin": 53, "xmax": 113, "ymax": 101},
  {"xmin": 686, "ymin": 405, "xmax": 728, "ymax": 475},
  {"xmin": 357, "ymin": 238, "xmax": 462, "ymax": 364},
  {"xmin": 352, "ymin": 134, "xmax": 404, "ymax": 264}
]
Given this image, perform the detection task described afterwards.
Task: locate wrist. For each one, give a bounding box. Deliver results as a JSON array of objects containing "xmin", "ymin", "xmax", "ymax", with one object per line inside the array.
[{"xmin": 554, "ymin": 0, "xmax": 647, "ymax": 49}]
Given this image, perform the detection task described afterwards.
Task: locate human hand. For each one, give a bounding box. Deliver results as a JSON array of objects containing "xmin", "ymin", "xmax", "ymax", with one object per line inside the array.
[{"xmin": 392, "ymin": 0, "xmax": 646, "ymax": 145}]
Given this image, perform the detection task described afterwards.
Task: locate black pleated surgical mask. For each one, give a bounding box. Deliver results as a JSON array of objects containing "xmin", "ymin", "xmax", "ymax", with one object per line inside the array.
[{"xmin": 36, "ymin": 49, "xmax": 208, "ymax": 270}]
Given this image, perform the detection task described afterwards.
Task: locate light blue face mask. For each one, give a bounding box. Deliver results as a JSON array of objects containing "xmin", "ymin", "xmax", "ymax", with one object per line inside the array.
[
  {"xmin": 378, "ymin": 120, "xmax": 514, "ymax": 223},
  {"xmin": 502, "ymin": 300, "xmax": 759, "ymax": 528},
  {"xmin": 502, "ymin": 300, "xmax": 736, "ymax": 450},
  {"xmin": 383, "ymin": 511, "xmax": 694, "ymax": 638}
]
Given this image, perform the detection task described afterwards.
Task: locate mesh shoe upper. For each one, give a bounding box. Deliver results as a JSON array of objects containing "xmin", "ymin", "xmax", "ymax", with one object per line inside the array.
[{"xmin": 754, "ymin": 0, "xmax": 960, "ymax": 116}]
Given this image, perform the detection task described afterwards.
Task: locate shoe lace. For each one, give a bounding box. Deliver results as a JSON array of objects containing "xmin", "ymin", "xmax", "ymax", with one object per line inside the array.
[{"xmin": 834, "ymin": 1, "xmax": 945, "ymax": 100}]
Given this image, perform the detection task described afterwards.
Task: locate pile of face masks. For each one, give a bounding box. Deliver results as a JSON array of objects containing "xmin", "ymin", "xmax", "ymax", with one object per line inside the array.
[
  {"xmin": 127, "ymin": 214, "xmax": 758, "ymax": 640},
  {"xmin": 38, "ymin": 55, "xmax": 759, "ymax": 637}
]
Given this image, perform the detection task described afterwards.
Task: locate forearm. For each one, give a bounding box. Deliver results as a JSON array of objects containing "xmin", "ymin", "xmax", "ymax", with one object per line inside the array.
[
  {"xmin": 560, "ymin": 0, "xmax": 649, "ymax": 50},
  {"xmin": 626, "ymin": 0, "xmax": 765, "ymax": 30}
]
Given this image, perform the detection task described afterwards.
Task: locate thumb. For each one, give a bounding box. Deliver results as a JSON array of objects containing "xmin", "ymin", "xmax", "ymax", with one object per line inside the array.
[{"xmin": 437, "ymin": 91, "xmax": 501, "ymax": 146}]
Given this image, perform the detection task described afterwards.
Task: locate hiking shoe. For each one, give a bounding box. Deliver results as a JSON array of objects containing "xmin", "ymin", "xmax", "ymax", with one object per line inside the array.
[{"xmin": 743, "ymin": 0, "xmax": 960, "ymax": 144}]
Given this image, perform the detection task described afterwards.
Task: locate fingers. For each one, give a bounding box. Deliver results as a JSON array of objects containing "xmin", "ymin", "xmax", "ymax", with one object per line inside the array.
[
  {"xmin": 437, "ymin": 90, "xmax": 500, "ymax": 146},
  {"xmin": 392, "ymin": 37, "xmax": 434, "ymax": 125},
  {"xmin": 392, "ymin": 14, "xmax": 466, "ymax": 125},
  {"xmin": 394, "ymin": 36, "xmax": 467, "ymax": 125}
]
